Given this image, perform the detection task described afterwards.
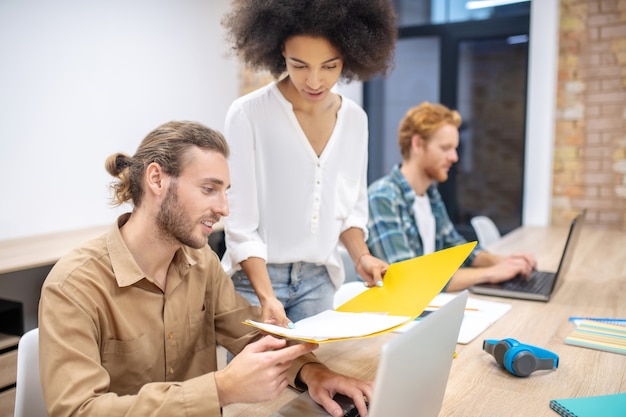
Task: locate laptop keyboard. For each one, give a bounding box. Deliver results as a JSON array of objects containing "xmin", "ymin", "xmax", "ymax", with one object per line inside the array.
[
  {"xmin": 335, "ymin": 394, "xmax": 366, "ymax": 417},
  {"xmin": 344, "ymin": 407, "xmax": 360, "ymax": 417},
  {"xmin": 502, "ymin": 270, "xmax": 555, "ymax": 294}
]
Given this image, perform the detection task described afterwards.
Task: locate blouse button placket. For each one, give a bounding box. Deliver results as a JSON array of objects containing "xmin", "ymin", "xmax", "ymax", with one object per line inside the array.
[{"xmin": 311, "ymin": 161, "xmax": 322, "ymax": 234}]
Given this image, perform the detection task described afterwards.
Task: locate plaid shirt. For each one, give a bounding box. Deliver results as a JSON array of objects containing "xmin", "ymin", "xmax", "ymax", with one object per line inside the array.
[{"xmin": 367, "ymin": 165, "xmax": 481, "ymax": 268}]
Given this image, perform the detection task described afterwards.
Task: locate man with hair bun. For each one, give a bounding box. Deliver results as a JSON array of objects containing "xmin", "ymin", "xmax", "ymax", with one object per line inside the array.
[
  {"xmin": 38, "ymin": 120, "xmax": 372, "ymax": 417},
  {"xmin": 367, "ymin": 102, "xmax": 537, "ymax": 292}
]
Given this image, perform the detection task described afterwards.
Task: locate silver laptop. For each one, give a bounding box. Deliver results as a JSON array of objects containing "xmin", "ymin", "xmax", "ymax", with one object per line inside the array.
[
  {"xmin": 270, "ymin": 291, "xmax": 468, "ymax": 417},
  {"xmin": 470, "ymin": 210, "xmax": 586, "ymax": 301}
]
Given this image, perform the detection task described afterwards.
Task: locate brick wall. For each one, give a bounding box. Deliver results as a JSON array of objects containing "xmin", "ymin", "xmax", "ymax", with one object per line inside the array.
[{"xmin": 554, "ymin": 0, "xmax": 626, "ymax": 229}]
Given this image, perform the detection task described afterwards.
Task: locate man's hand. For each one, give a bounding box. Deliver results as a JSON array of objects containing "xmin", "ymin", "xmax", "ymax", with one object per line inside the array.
[
  {"xmin": 300, "ymin": 363, "xmax": 374, "ymax": 417},
  {"xmin": 214, "ymin": 335, "xmax": 318, "ymax": 406},
  {"xmin": 486, "ymin": 252, "xmax": 537, "ymax": 284},
  {"xmin": 508, "ymin": 252, "xmax": 538, "ymax": 274}
]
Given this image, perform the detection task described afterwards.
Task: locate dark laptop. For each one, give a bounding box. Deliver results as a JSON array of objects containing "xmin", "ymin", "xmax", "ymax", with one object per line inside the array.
[{"xmin": 470, "ymin": 210, "xmax": 586, "ymax": 301}]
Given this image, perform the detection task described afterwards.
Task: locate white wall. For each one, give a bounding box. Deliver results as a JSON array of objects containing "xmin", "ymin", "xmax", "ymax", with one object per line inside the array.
[
  {"xmin": 0, "ymin": 0, "xmax": 558, "ymax": 241},
  {"xmin": 0, "ymin": 0, "xmax": 238, "ymax": 240},
  {"xmin": 522, "ymin": 0, "xmax": 559, "ymax": 226}
]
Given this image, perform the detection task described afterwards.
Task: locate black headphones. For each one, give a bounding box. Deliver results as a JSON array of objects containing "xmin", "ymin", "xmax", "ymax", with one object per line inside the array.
[{"xmin": 483, "ymin": 338, "xmax": 559, "ymax": 377}]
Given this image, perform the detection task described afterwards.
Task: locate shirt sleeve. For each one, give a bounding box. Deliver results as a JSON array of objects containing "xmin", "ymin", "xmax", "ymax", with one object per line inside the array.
[
  {"xmin": 338, "ymin": 107, "xmax": 370, "ymax": 239},
  {"xmin": 39, "ymin": 281, "xmax": 223, "ymax": 417},
  {"xmin": 38, "ymin": 251, "xmax": 320, "ymax": 417},
  {"xmin": 208, "ymin": 260, "xmax": 323, "ymax": 389},
  {"xmin": 367, "ymin": 189, "xmax": 416, "ymax": 264},
  {"xmin": 340, "ymin": 150, "xmax": 369, "ymax": 239},
  {"xmin": 223, "ymin": 102, "xmax": 268, "ymax": 266},
  {"xmin": 430, "ymin": 188, "xmax": 483, "ymax": 266}
]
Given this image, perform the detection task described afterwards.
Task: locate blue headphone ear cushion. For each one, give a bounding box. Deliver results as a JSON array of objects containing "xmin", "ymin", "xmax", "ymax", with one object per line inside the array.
[{"xmin": 503, "ymin": 345, "xmax": 524, "ymax": 374}]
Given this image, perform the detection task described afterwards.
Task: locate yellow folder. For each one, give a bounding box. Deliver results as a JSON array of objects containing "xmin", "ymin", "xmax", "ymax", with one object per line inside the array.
[
  {"xmin": 244, "ymin": 241, "xmax": 476, "ymax": 342},
  {"xmin": 336, "ymin": 241, "xmax": 477, "ymax": 319}
]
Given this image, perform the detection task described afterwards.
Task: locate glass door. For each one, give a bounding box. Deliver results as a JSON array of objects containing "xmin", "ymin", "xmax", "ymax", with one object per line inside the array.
[{"xmin": 365, "ymin": 13, "xmax": 530, "ymax": 238}]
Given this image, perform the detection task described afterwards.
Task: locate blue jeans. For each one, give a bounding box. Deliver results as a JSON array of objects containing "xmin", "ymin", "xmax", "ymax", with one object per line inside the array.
[{"xmin": 232, "ymin": 262, "xmax": 334, "ymax": 323}]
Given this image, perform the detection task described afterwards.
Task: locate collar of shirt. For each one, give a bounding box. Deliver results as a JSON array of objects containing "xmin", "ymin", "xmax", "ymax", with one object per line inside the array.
[
  {"xmin": 390, "ymin": 165, "xmax": 416, "ymax": 207},
  {"xmin": 108, "ymin": 213, "xmax": 197, "ymax": 288},
  {"xmin": 390, "ymin": 164, "xmax": 441, "ymax": 207},
  {"xmin": 389, "ymin": 165, "xmax": 439, "ymax": 214}
]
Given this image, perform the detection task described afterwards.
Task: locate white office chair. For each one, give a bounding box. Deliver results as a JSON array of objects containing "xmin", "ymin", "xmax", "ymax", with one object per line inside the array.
[
  {"xmin": 14, "ymin": 328, "xmax": 47, "ymax": 417},
  {"xmin": 470, "ymin": 215, "xmax": 502, "ymax": 247},
  {"xmin": 339, "ymin": 247, "xmax": 359, "ymax": 283},
  {"xmin": 333, "ymin": 281, "xmax": 367, "ymax": 309},
  {"xmin": 334, "ymin": 248, "xmax": 367, "ymax": 308}
]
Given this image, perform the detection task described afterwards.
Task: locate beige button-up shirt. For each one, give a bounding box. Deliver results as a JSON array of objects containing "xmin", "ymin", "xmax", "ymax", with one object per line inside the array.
[{"xmin": 39, "ymin": 214, "xmax": 319, "ymax": 416}]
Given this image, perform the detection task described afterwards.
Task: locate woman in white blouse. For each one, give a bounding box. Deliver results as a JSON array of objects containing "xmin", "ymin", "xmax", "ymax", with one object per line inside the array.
[{"xmin": 220, "ymin": 0, "xmax": 397, "ymax": 327}]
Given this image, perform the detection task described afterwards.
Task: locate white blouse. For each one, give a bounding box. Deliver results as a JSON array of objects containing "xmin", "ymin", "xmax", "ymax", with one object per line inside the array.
[{"xmin": 221, "ymin": 82, "xmax": 369, "ymax": 289}]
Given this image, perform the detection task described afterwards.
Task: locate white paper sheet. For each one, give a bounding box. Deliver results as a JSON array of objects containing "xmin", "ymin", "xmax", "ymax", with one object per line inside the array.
[
  {"xmin": 394, "ymin": 292, "xmax": 512, "ymax": 344},
  {"xmin": 245, "ymin": 310, "xmax": 411, "ymax": 342}
]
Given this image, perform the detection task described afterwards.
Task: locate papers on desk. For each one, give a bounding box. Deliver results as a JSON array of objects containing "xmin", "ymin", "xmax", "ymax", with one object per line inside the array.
[
  {"xmin": 393, "ymin": 292, "xmax": 512, "ymax": 344},
  {"xmin": 245, "ymin": 310, "xmax": 412, "ymax": 342},
  {"xmin": 244, "ymin": 242, "xmax": 476, "ymax": 343}
]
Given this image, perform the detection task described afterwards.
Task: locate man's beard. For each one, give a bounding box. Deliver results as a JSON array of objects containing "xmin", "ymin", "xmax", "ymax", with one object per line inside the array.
[
  {"xmin": 424, "ymin": 164, "xmax": 449, "ymax": 183},
  {"xmin": 156, "ymin": 182, "xmax": 208, "ymax": 250}
]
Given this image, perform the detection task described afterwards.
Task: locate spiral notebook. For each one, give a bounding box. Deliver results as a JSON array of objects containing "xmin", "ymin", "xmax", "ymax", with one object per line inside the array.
[{"xmin": 549, "ymin": 392, "xmax": 626, "ymax": 417}]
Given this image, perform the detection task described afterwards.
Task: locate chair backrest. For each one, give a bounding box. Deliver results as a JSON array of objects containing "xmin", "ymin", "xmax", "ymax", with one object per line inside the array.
[
  {"xmin": 14, "ymin": 328, "xmax": 47, "ymax": 417},
  {"xmin": 470, "ymin": 215, "xmax": 501, "ymax": 247}
]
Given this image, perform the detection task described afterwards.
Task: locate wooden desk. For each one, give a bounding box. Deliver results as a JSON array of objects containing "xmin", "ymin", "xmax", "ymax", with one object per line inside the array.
[
  {"xmin": 0, "ymin": 219, "xmax": 226, "ymax": 275},
  {"xmin": 224, "ymin": 226, "xmax": 626, "ymax": 417},
  {"xmin": 0, "ymin": 226, "xmax": 110, "ymax": 275}
]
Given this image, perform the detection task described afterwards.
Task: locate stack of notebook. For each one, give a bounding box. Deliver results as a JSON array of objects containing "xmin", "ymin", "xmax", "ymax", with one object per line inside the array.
[{"xmin": 564, "ymin": 319, "xmax": 626, "ymax": 355}]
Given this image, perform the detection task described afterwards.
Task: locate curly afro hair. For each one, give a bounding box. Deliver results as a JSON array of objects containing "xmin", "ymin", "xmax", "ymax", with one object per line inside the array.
[{"xmin": 222, "ymin": 0, "xmax": 397, "ymax": 82}]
